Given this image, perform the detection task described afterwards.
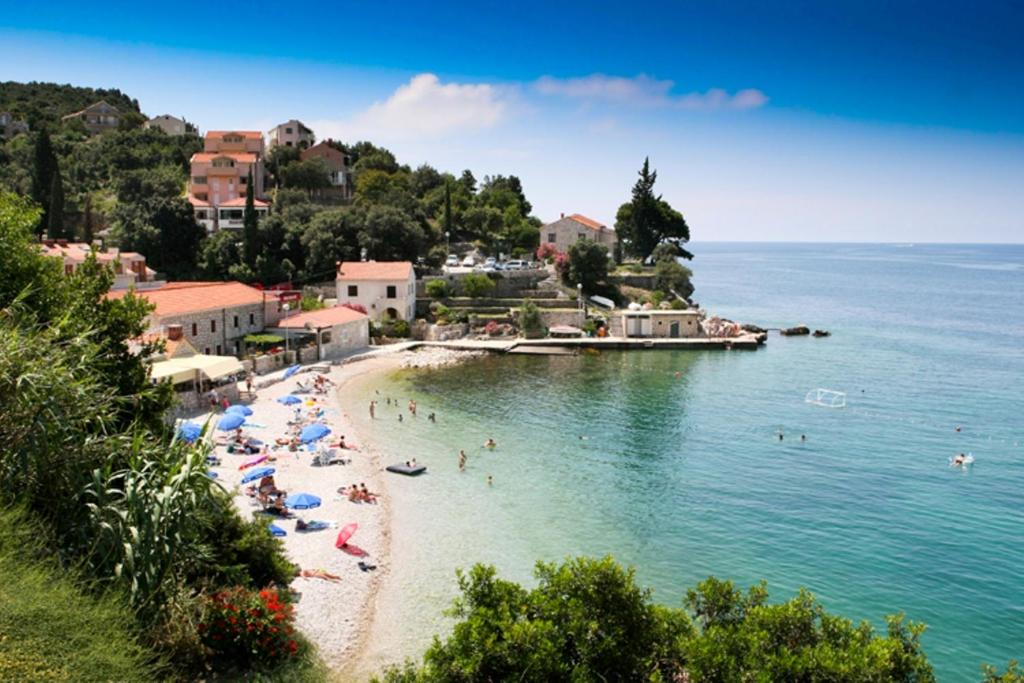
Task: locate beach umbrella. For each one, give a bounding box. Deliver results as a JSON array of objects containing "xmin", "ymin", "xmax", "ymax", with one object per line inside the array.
[
  {"xmin": 217, "ymin": 413, "xmax": 246, "ymax": 431},
  {"xmin": 300, "ymin": 423, "xmax": 331, "ymax": 444},
  {"xmin": 283, "ymin": 364, "xmax": 301, "ymax": 379},
  {"xmin": 225, "ymin": 404, "xmax": 253, "ymax": 416},
  {"xmin": 277, "ymin": 395, "xmax": 302, "ymax": 406},
  {"xmin": 269, "ymin": 524, "xmax": 287, "ymax": 537},
  {"xmin": 241, "ymin": 466, "xmax": 275, "ymax": 484},
  {"xmin": 177, "ymin": 422, "xmax": 201, "ymax": 442},
  {"xmin": 335, "ymin": 522, "xmax": 358, "ymax": 548},
  {"xmin": 239, "ymin": 454, "xmax": 268, "ymax": 470},
  {"xmin": 290, "ymin": 493, "xmax": 321, "ymax": 510},
  {"xmin": 206, "ymin": 471, "xmax": 219, "ymax": 479}
]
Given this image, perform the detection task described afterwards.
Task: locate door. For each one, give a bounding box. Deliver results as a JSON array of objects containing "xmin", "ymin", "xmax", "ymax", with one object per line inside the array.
[{"xmin": 669, "ymin": 321, "xmax": 680, "ymax": 338}]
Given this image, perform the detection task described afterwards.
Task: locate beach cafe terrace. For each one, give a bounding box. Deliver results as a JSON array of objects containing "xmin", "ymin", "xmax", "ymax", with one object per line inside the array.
[{"xmin": 150, "ymin": 353, "xmax": 245, "ymax": 409}]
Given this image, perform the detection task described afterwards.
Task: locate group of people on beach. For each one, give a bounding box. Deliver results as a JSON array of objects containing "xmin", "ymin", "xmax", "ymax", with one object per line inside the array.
[{"xmin": 339, "ymin": 482, "xmax": 378, "ymax": 503}]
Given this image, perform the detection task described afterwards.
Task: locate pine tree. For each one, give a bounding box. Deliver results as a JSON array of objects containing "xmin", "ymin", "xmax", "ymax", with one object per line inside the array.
[
  {"xmin": 47, "ymin": 169, "xmax": 65, "ymax": 238},
  {"xmin": 242, "ymin": 168, "xmax": 260, "ymax": 268},
  {"xmin": 30, "ymin": 129, "xmax": 58, "ymax": 236}
]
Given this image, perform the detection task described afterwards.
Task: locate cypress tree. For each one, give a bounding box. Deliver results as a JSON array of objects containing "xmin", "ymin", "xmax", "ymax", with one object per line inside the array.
[
  {"xmin": 47, "ymin": 169, "xmax": 65, "ymax": 239},
  {"xmin": 30, "ymin": 129, "xmax": 58, "ymax": 235},
  {"xmin": 242, "ymin": 168, "xmax": 260, "ymax": 268},
  {"xmin": 81, "ymin": 195, "xmax": 95, "ymax": 243},
  {"xmin": 443, "ymin": 180, "xmax": 453, "ymax": 236}
]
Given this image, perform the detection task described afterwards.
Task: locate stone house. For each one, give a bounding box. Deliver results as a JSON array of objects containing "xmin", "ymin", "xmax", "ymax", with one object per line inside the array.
[
  {"xmin": 61, "ymin": 100, "xmax": 120, "ymax": 134},
  {"xmin": 265, "ymin": 305, "xmax": 369, "ymax": 361},
  {"xmin": 107, "ymin": 281, "xmax": 281, "ymax": 357},
  {"xmin": 267, "ymin": 119, "xmax": 315, "ymax": 149},
  {"xmin": 41, "ymin": 239, "xmax": 159, "ymax": 289},
  {"xmin": 620, "ymin": 309, "xmax": 701, "ymax": 338},
  {"xmin": 144, "ymin": 114, "xmax": 192, "ymax": 136},
  {"xmin": 540, "ymin": 213, "xmax": 617, "ymax": 255},
  {"xmin": 336, "ymin": 261, "xmax": 416, "ymax": 321}
]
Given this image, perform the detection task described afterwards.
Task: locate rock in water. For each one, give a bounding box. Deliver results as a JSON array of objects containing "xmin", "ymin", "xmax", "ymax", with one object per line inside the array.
[{"xmin": 780, "ymin": 325, "xmax": 810, "ymax": 336}]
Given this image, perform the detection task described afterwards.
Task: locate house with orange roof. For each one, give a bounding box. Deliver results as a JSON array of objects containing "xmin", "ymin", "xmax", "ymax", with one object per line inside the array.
[
  {"xmin": 41, "ymin": 239, "xmax": 159, "ymax": 289},
  {"xmin": 188, "ymin": 131, "xmax": 268, "ymax": 232},
  {"xmin": 107, "ymin": 281, "xmax": 281, "ymax": 357},
  {"xmin": 541, "ymin": 213, "xmax": 617, "ymax": 255},
  {"xmin": 336, "ymin": 261, "xmax": 416, "ymax": 321},
  {"xmin": 300, "ymin": 140, "xmax": 353, "ymax": 198},
  {"xmin": 266, "ymin": 304, "xmax": 369, "ymax": 360}
]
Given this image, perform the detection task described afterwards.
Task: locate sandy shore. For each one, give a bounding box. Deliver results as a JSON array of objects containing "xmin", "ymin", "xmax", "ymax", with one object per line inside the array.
[{"xmin": 204, "ymin": 346, "xmax": 481, "ymax": 676}]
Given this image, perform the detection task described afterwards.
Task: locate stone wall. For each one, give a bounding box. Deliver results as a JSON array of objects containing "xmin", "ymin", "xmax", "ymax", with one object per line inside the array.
[
  {"xmin": 538, "ymin": 309, "xmax": 586, "ymax": 329},
  {"xmin": 251, "ymin": 350, "xmax": 297, "ymax": 375},
  {"xmin": 418, "ymin": 269, "xmax": 547, "ymax": 298}
]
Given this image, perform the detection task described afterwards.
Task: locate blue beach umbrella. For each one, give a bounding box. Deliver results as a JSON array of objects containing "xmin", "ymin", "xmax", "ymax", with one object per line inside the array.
[
  {"xmin": 269, "ymin": 524, "xmax": 286, "ymax": 537},
  {"xmin": 225, "ymin": 404, "xmax": 253, "ymax": 416},
  {"xmin": 206, "ymin": 471, "xmax": 219, "ymax": 479},
  {"xmin": 283, "ymin": 364, "xmax": 301, "ymax": 379},
  {"xmin": 277, "ymin": 395, "xmax": 302, "ymax": 406},
  {"xmin": 241, "ymin": 466, "xmax": 275, "ymax": 484},
  {"xmin": 217, "ymin": 413, "xmax": 246, "ymax": 431},
  {"xmin": 177, "ymin": 422, "xmax": 201, "ymax": 442},
  {"xmin": 300, "ymin": 423, "xmax": 331, "ymax": 444},
  {"xmin": 289, "ymin": 493, "xmax": 321, "ymax": 510}
]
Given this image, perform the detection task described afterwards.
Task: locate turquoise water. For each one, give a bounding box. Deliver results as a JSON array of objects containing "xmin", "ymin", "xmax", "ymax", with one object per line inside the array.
[{"xmin": 351, "ymin": 243, "xmax": 1023, "ymax": 681}]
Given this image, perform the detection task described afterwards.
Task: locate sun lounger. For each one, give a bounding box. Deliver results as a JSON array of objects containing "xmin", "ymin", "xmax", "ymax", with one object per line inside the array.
[{"xmin": 295, "ymin": 520, "xmax": 332, "ymax": 532}]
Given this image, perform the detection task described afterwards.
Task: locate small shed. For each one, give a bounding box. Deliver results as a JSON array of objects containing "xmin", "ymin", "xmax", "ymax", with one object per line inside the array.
[
  {"xmin": 621, "ymin": 309, "xmax": 701, "ymax": 338},
  {"xmin": 266, "ymin": 305, "xmax": 370, "ymax": 360}
]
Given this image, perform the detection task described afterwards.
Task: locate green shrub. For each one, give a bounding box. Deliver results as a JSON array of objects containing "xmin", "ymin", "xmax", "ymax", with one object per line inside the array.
[
  {"xmin": 425, "ymin": 279, "xmax": 448, "ymax": 299},
  {"xmin": 518, "ymin": 299, "xmax": 544, "ymax": 338},
  {"xmin": 670, "ymin": 299, "xmax": 688, "ymax": 310},
  {"xmin": 653, "ymin": 259, "xmax": 694, "ymax": 298},
  {"xmin": 391, "ymin": 319, "xmax": 411, "ymax": 338},
  {"xmin": 461, "ymin": 273, "xmax": 495, "ymax": 298},
  {"xmin": 300, "ymin": 296, "xmax": 326, "ymax": 312}
]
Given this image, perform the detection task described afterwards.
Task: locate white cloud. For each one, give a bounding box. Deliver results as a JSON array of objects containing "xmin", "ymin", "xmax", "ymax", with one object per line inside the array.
[
  {"xmin": 534, "ymin": 74, "xmax": 768, "ymax": 110},
  {"xmin": 309, "ymin": 73, "xmax": 508, "ymax": 142}
]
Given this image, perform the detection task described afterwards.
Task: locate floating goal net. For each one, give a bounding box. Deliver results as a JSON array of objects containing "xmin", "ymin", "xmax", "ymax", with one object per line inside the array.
[{"xmin": 805, "ymin": 388, "xmax": 847, "ymax": 408}]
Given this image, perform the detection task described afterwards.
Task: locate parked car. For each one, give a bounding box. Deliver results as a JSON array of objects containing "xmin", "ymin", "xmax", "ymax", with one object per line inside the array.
[
  {"xmin": 445, "ymin": 254, "xmax": 459, "ymax": 267},
  {"xmin": 505, "ymin": 259, "xmax": 528, "ymax": 270},
  {"xmin": 461, "ymin": 255, "xmax": 476, "ymax": 267},
  {"xmin": 484, "ymin": 257, "xmax": 497, "ymax": 268}
]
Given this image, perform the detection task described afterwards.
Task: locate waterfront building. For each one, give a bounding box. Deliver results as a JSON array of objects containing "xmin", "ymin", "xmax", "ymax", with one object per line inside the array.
[
  {"xmin": 336, "ymin": 260, "xmax": 416, "ymax": 321},
  {"xmin": 620, "ymin": 309, "xmax": 701, "ymax": 338},
  {"xmin": 266, "ymin": 305, "xmax": 370, "ymax": 361}
]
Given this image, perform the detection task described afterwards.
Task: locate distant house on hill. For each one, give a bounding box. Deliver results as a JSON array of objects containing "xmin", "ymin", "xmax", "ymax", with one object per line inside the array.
[
  {"xmin": 144, "ymin": 114, "xmax": 195, "ymax": 136},
  {"xmin": 336, "ymin": 261, "xmax": 416, "ymax": 322},
  {"xmin": 0, "ymin": 111, "xmax": 29, "ymax": 139},
  {"xmin": 267, "ymin": 119, "xmax": 315, "ymax": 150},
  {"xmin": 541, "ymin": 213, "xmax": 617, "ymax": 254},
  {"xmin": 61, "ymin": 100, "xmax": 120, "ymax": 134},
  {"xmin": 301, "ymin": 140, "xmax": 353, "ymax": 198}
]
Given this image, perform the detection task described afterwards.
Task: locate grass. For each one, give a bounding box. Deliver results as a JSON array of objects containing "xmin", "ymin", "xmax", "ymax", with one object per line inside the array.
[{"xmin": 0, "ymin": 508, "xmax": 158, "ymax": 682}]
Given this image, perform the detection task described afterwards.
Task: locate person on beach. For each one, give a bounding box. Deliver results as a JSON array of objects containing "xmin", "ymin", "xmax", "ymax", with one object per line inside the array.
[
  {"xmin": 409, "ymin": 400, "xmax": 417, "ymax": 416},
  {"xmin": 359, "ymin": 483, "xmax": 378, "ymax": 503},
  {"xmin": 458, "ymin": 449, "xmax": 467, "ymax": 471},
  {"xmin": 294, "ymin": 567, "xmax": 341, "ymax": 582},
  {"xmin": 369, "ymin": 400, "xmax": 376, "ymax": 419},
  {"xmin": 208, "ymin": 388, "xmax": 219, "ymax": 410},
  {"xmin": 484, "ymin": 438, "xmax": 497, "ymax": 449},
  {"xmin": 245, "ymin": 373, "xmax": 254, "ymax": 397},
  {"xmin": 398, "ymin": 413, "xmax": 403, "ymax": 423}
]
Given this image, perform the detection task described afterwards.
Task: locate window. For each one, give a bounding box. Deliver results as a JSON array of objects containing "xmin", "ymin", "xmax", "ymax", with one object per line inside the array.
[
  {"xmin": 233, "ymin": 315, "xmax": 239, "ymax": 328},
  {"xmin": 386, "ymin": 285, "xmax": 397, "ymax": 299},
  {"xmin": 224, "ymin": 134, "xmax": 242, "ymax": 143},
  {"xmin": 548, "ymin": 233, "xmax": 556, "ymax": 243},
  {"xmin": 204, "ymin": 347, "xmax": 210, "ymax": 355},
  {"xmin": 212, "ymin": 158, "xmax": 234, "ymax": 168},
  {"xmin": 191, "ymin": 323, "xmax": 197, "ymax": 336},
  {"xmin": 285, "ymin": 127, "xmax": 293, "ymax": 134},
  {"xmin": 285, "ymin": 141, "xmax": 293, "ymax": 147},
  {"xmin": 347, "ymin": 285, "xmax": 358, "ymax": 296},
  {"xmin": 249, "ymin": 313, "xmax": 255, "ymax": 325},
  {"xmin": 192, "ymin": 176, "xmax": 207, "ymax": 184},
  {"xmin": 239, "ymin": 176, "xmax": 247, "ymax": 185},
  {"xmin": 210, "ymin": 320, "xmax": 216, "ymax": 333},
  {"xmin": 320, "ymin": 331, "xmax": 332, "ymax": 344}
]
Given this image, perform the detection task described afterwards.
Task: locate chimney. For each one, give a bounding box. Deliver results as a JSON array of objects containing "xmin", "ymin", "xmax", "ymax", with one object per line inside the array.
[{"xmin": 166, "ymin": 324, "xmax": 183, "ymax": 341}]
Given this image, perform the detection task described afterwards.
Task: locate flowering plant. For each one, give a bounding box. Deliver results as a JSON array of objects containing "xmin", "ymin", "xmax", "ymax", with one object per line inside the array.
[
  {"xmin": 536, "ymin": 243, "xmax": 560, "ymax": 261},
  {"xmin": 484, "ymin": 321, "xmax": 500, "ymax": 336},
  {"xmin": 198, "ymin": 587, "xmax": 300, "ymax": 667}
]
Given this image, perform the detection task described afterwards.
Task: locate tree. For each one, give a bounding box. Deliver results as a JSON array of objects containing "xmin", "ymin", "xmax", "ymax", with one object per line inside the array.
[
  {"xmin": 300, "ymin": 206, "xmax": 364, "ymax": 279},
  {"xmin": 410, "ymin": 163, "xmax": 444, "ymax": 198},
  {"xmin": 265, "ymin": 144, "xmax": 301, "ymax": 184},
  {"xmin": 459, "ymin": 169, "xmax": 477, "ymax": 194},
  {"xmin": 242, "ymin": 168, "xmax": 259, "ymax": 268},
  {"xmin": 614, "ymin": 158, "xmax": 692, "ymax": 260},
  {"xmin": 653, "ymin": 259, "xmax": 695, "ymax": 300},
  {"xmin": 278, "ymin": 157, "xmax": 330, "ymax": 194},
  {"xmin": 81, "ymin": 194, "xmax": 94, "ymax": 243},
  {"xmin": 563, "ymin": 238, "xmax": 610, "ymax": 293},
  {"xmin": 30, "ymin": 129, "xmax": 58, "ymax": 234},
  {"xmin": 374, "ymin": 557, "xmax": 937, "ymax": 683},
  {"xmin": 359, "ymin": 205, "xmax": 425, "ymax": 262},
  {"xmin": 47, "ymin": 168, "xmax": 65, "ymax": 238},
  {"xmin": 443, "ymin": 181, "xmax": 453, "ymax": 236},
  {"xmin": 198, "ymin": 229, "xmax": 242, "ymax": 279}
]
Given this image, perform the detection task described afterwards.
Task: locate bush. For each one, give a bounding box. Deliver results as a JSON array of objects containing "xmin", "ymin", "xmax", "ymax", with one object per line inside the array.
[
  {"xmin": 653, "ymin": 259, "xmax": 694, "ymax": 299},
  {"xmin": 391, "ymin": 319, "xmax": 411, "ymax": 338},
  {"xmin": 461, "ymin": 273, "xmax": 495, "ymax": 298},
  {"xmin": 518, "ymin": 299, "xmax": 544, "ymax": 338},
  {"xmin": 563, "ymin": 239, "xmax": 609, "ymax": 293},
  {"xmin": 199, "ymin": 587, "xmax": 301, "ymax": 669},
  {"xmin": 670, "ymin": 299, "xmax": 688, "ymax": 310},
  {"xmin": 425, "ymin": 279, "xmax": 448, "ymax": 299},
  {"xmin": 300, "ymin": 296, "xmax": 325, "ymax": 312}
]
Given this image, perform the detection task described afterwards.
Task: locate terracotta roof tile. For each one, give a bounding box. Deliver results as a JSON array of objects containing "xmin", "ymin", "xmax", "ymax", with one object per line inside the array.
[
  {"xmin": 205, "ymin": 131, "xmax": 263, "ymax": 140},
  {"xmin": 336, "ymin": 261, "xmax": 414, "ymax": 281},
  {"xmin": 272, "ymin": 305, "xmax": 368, "ymax": 329},
  {"xmin": 190, "ymin": 152, "xmax": 257, "ymax": 163},
  {"xmin": 218, "ymin": 197, "xmax": 270, "ymax": 207},
  {"xmin": 106, "ymin": 281, "xmax": 265, "ymax": 317},
  {"xmin": 567, "ymin": 214, "xmax": 608, "ymax": 230}
]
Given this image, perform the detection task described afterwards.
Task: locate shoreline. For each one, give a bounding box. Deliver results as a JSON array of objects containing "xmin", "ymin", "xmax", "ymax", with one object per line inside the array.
[{"xmin": 207, "ymin": 346, "xmax": 485, "ymax": 680}]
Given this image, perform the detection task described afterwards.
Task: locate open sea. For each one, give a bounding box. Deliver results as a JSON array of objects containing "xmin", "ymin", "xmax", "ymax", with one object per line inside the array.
[{"xmin": 349, "ymin": 243, "xmax": 1024, "ymax": 681}]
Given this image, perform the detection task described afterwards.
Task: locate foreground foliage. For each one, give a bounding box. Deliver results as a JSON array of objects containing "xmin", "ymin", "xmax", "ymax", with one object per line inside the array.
[{"xmin": 376, "ymin": 556, "xmax": 940, "ymax": 682}]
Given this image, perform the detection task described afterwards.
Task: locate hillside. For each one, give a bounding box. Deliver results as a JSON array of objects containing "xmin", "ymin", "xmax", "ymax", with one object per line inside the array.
[{"xmin": 0, "ymin": 81, "xmax": 144, "ymax": 129}]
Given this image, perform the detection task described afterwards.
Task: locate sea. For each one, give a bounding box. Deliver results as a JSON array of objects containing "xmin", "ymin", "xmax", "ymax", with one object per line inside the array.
[{"xmin": 347, "ymin": 243, "xmax": 1024, "ymax": 681}]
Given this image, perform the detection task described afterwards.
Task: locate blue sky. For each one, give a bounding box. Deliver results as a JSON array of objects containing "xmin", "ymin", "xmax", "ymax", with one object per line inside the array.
[{"xmin": 3, "ymin": 1, "xmax": 1023, "ymax": 242}]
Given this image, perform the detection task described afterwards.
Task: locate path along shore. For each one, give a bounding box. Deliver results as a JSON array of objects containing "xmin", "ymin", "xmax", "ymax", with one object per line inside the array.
[{"xmin": 204, "ymin": 346, "xmax": 478, "ymax": 673}]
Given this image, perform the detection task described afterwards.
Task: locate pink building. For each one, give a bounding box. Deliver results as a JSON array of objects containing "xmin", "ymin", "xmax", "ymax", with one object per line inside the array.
[
  {"xmin": 41, "ymin": 239, "xmax": 159, "ymax": 290},
  {"xmin": 188, "ymin": 131, "xmax": 269, "ymax": 232}
]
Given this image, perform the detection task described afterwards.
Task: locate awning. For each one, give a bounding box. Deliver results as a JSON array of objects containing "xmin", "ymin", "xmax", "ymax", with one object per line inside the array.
[{"xmin": 150, "ymin": 354, "xmax": 244, "ymax": 384}]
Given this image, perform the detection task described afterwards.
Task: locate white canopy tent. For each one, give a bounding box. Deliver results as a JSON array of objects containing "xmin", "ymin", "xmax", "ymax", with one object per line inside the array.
[{"xmin": 150, "ymin": 354, "xmax": 244, "ymax": 385}]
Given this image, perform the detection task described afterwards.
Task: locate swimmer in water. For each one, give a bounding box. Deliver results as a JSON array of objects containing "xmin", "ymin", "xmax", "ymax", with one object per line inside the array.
[
  {"xmin": 484, "ymin": 438, "xmax": 496, "ymax": 449},
  {"xmin": 952, "ymin": 453, "xmax": 966, "ymax": 466},
  {"xmin": 398, "ymin": 413, "xmax": 403, "ymax": 423},
  {"xmin": 487, "ymin": 475, "xmax": 493, "ymax": 486},
  {"xmin": 800, "ymin": 434, "xmax": 806, "ymax": 442},
  {"xmin": 458, "ymin": 449, "xmax": 467, "ymax": 471}
]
